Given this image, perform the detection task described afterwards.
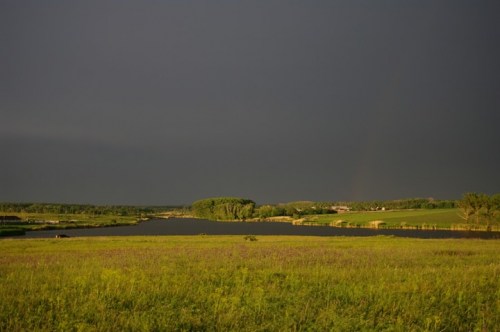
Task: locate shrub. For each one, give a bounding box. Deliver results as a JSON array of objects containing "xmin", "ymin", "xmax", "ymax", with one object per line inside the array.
[{"xmin": 243, "ymin": 235, "xmax": 257, "ymax": 241}]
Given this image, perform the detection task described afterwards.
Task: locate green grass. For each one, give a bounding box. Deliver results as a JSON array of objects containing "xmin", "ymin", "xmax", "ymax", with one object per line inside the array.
[
  {"xmin": 0, "ymin": 212, "xmax": 141, "ymax": 235},
  {"xmin": 304, "ymin": 209, "xmax": 482, "ymax": 229},
  {"xmin": 1, "ymin": 236, "xmax": 499, "ymax": 331}
]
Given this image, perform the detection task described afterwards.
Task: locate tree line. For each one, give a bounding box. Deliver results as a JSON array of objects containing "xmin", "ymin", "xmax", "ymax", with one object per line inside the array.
[
  {"xmin": 254, "ymin": 201, "xmax": 337, "ymax": 219},
  {"xmin": 335, "ymin": 198, "xmax": 456, "ymax": 211},
  {"xmin": 1, "ymin": 196, "xmax": 466, "ymax": 222},
  {"xmin": 458, "ymin": 193, "xmax": 500, "ymax": 231},
  {"xmin": 0, "ymin": 203, "xmax": 178, "ymax": 217}
]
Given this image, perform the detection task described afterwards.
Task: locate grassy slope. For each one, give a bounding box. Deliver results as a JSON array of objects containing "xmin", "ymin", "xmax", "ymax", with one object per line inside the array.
[
  {"xmin": 0, "ymin": 212, "xmax": 140, "ymax": 233},
  {"xmin": 305, "ymin": 209, "xmax": 465, "ymax": 228},
  {"xmin": 0, "ymin": 236, "xmax": 499, "ymax": 331}
]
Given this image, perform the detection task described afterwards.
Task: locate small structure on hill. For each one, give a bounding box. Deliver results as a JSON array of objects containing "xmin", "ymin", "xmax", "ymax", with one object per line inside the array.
[{"xmin": 331, "ymin": 206, "xmax": 350, "ymax": 213}]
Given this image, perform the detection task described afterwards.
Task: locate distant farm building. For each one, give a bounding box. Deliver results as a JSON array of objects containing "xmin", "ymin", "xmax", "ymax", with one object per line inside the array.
[{"xmin": 331, "ymin": 206, "xmax": 350, "ymax": 213}]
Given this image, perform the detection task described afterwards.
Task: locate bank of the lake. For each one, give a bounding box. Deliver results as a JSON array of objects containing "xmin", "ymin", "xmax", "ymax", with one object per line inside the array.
[{"xmin": 0, "ymin": 211, "xmax": 149, "ymax": 237}]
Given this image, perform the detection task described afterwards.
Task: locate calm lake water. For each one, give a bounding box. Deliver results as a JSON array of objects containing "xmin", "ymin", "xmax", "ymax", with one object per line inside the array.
[{"xmin": 14, "ymin": 218, "xmax": 500, "ymax": 239}]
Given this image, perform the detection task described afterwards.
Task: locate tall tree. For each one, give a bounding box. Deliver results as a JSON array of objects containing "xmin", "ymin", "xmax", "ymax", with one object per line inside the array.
[
  {"xmin": 459, "ymin": 192, "xmax": 500, "ymax": 231},
  {"xmin": 458, "ymin": 193, "xmax": 481, "ymax": 223}
]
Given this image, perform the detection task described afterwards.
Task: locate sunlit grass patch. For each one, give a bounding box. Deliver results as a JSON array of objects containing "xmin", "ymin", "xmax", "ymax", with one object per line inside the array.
[
  {"xmin": 306, "ymin": 209, "xmax": 470, "ymax": 229},
  {"xmin": 0, "ymin": 236, "xmax": 498, "ymax": 331}
]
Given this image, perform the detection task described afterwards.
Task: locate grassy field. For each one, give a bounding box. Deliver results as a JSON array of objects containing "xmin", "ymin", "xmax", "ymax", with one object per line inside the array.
[
  {"xmin": 1, "ymin": 211, "xmax": 141, "ymax": 224},
  {"xmin": 1, "ymin": 236, "xmax": 499, "ymax": 331},
  {"xmin": 0, "ymin": 212, "xmax": 142, "ymax": 236},
  {"xmin": 303, "ymin": 209, "xmax": 489, "ymax": 230}
]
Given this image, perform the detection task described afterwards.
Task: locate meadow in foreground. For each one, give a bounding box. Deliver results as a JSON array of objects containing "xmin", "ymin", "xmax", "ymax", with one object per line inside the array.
[{"xmin": 0, "ymin": 236, "xmax": 499, "ymax": 331}]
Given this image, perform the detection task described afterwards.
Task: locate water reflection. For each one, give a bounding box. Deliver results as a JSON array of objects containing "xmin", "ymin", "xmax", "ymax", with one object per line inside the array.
[{"xmin": 17, "ymin": 218, "xmax": 500, "ymax": 239}]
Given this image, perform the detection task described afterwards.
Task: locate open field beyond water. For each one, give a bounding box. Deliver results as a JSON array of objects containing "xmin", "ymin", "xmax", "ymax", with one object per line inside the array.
[
  {"xmin": 1, "ymin": 212, "xmax": 139, "ymax": 227},
  {"xmin": 1, "ymin": 236, "xmax": 499, "ymax": 331},
  {"xmin": 0, "ymin": 212, "xmax": 141, "ymax": 236},
  {"xmin": 304, "ymin": 209, "xmax": 488, "ymax": 230}
]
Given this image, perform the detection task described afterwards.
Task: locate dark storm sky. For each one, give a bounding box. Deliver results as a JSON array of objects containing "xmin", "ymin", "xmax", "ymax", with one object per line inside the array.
[{"xmin": 1, "ymin": 1, "xmax": 499, "ymax": 205}]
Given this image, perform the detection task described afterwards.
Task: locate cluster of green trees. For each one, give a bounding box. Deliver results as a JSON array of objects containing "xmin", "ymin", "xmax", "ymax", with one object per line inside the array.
[
  {"xmin": 255, "ymin": 201, "xmax": 336, "ymax": 219},
  {"xmin": 191, "ymin": 199, "xmax": 338, "ymax": 220},
  {"xmin": 0, "ymin": 203, "xmax": 176, "ymax": 216},
  {"xmin": 459, "ymin": 193, "xmax": 500, "ymax": 231},
  {"xmin": 191, "ymin": 198, "xmax": 255, "ymax": 221}
]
